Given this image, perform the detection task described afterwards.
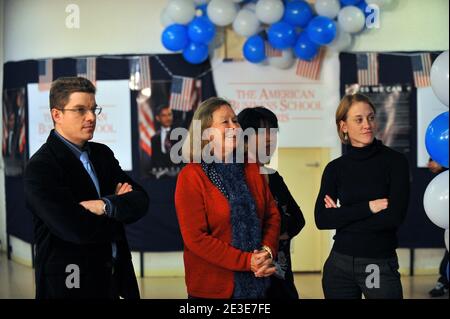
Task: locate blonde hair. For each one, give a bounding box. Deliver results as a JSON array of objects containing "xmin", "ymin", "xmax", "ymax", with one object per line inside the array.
[
  {"xmin": 182, "ymin": 97, "xmax": 232, "ymax": 162},
  {"xmin": 335, "ymin": 93, "xmax": 376, "ymax": 144}
]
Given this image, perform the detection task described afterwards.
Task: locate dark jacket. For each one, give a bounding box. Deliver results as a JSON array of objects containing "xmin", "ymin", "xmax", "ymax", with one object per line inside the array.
[
  {"xmin": 24, "ymin": 130, "xmax": 149, "ymax": 299},
  {"xmin": 150, "ymin": 131, "xmax": 172, "ymax": 169},
  {"xmin": 266, "ymin": 171, "xmax": 305, "ymax": 299}
]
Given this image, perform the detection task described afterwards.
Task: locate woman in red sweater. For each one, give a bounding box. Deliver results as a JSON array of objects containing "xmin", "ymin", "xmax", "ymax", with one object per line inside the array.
[{"xmin": 175, "ymin": 97, "xmax": 281, "ymax": 299}]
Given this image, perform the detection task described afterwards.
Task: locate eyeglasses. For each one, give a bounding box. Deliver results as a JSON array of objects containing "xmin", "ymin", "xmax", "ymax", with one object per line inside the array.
[{"xmin": 59, "ymin": 106, "xmax": 102, "ymax": 116}]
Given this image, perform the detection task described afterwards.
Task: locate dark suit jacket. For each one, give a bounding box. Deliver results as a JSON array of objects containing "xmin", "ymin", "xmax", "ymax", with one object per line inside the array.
[
  {"xmin": 150, "ymin": 130, "xmax": 174, "ymax": 169},
  {"xmin": 24, "ymin": 130, "xmax": 149, "ymax": 299}
]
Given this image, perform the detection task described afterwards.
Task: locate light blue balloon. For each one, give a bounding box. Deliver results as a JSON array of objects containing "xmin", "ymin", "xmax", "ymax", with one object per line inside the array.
[
  {"xmin": 294, "ymin": 32, "xmax": 318, "ymax": 61},
  {"xmin": 268, "ymin": 22, "xmax": 297, "ymax": 50},
  {"xmin": 306, "ymin": 16, "xmax": 337, "ymax": 45},
  {"xmin": 162, "ymin": 24, "xmax": 189, "ymax": 52},
  {"xmin": 188, "ymin": 16, "xmax": 216, "ymax": 44},
  {"xmin": 426, "ymin": 111, "xmax": 449, "ymax": 168},
  {"xmin": 283, "ymin": 0, "xmax": 313, "ymax": 28},
  {"xmin": 243, "ymin": 35, "xmax": 266, "ymax": 63},
  {"xmin": 183, "ymin": 42, "xmax": 209, "ymax": 64}
]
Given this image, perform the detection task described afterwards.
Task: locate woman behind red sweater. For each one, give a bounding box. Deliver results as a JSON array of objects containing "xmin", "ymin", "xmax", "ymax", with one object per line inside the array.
[{"xmin": 175, "ymin": 97, "xmax": 280, "ymax": 299}]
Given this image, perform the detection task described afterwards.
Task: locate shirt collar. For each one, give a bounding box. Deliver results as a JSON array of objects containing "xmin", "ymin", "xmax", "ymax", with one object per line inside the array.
[{"xmin": 53, "ymin": 129, "xmax": 91, "ymax": 157}]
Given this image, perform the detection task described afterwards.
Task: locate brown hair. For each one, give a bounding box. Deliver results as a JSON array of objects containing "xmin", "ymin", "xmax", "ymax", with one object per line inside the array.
[
  {"xmin": 182, "ymin": 97, "xmax": 232, "ymax": 162},
  {"xmin": 49, "ymin": 77, "xmax": 96, "ymax": 110},
  {"xmin": 335, "ymin": 93, "xmax": 376, "ymax": 144}
]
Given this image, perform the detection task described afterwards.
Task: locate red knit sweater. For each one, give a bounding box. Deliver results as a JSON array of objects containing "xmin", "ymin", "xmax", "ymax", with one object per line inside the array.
[{"xmin": 175, "ymin": 163, "xmax": 281, "ymax": 299}]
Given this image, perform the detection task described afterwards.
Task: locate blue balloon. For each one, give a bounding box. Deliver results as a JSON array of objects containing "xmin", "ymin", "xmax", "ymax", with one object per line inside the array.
[
  {"xmin": 425, "ymin": 111, "xmax": 449, "ymax": 168},
  {"xmin": 306, "ymin": 16, "xmax": 337, "ymax": 45},
  {"xmin": 283, "ymin": 0, "xmax": 313, "ymax": 28},
  {"xmin": 294, "ymin": 32, "xmax": 318, "ymax": 61},
  {"xmin": 162, "ymin": 24, "xmax": 189, "ymax": 52},
  {"xmin": 357, "ymin": 1, "xmax": 371, "ymax": 17},
  {"xmin": 188, "ymin": 16, "xmax": 216, "ymax": 44},
  {"xmin": 268, "ymin": 22, "xmax": 297, "ymax": 50},
  {"xmin": 340, "ymin": 0, "xmax": 362, "ymax": 6},
  {"xmin": 243, "ymin": 35, "xmax": 266, "ymax": 63},
  {"xmin": 183, "ymin": 42, "xmax": 209, "ymax": 64}
]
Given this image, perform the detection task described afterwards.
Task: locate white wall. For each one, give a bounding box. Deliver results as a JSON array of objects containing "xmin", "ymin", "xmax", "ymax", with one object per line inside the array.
[
  {"xmin": 3, "ymin": 0, "xmax": 449, "ymax": 62},
  {"xmin": 4, "ymin": 0, "xmax": 168, "ymax": 62},
  {"xmin": 352, "ymin": 0, "xmax": 449, "ymax": 52}
]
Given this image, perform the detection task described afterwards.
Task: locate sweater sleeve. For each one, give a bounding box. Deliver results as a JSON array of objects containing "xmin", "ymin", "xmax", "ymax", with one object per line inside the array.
[
  {"xmin": 175, "ymin": 166, "xmax": 252, "ymax": 272},
  {"xmin": 341, "ymin": 155, "xmax": 410, "ymax": 232},
  {"xmin": 261, "ymin": 173, "xmax": 281, "ymax": 258},
  {"xmin": 314, "ymin": 162, "xmax": 373, "ymax": 230},
  {"xmin": 273, "ymin": 173, "xmax": 305, "ymax": 238}
]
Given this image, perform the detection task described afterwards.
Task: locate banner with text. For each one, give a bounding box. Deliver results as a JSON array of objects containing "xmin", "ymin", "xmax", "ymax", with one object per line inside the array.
[
  {"xmin": 211, "ymin": 52, "xmax": 340, "ymax": 147},
  {"xmin": 27, "ymin": 80, "xmax": 132, "ymax": 170}
]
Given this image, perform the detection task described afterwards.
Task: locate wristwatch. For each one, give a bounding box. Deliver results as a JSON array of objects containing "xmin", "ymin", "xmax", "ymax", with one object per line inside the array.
[{"xmin": 102, "ymin": 201, "xmax": 107, "ymax": 216}]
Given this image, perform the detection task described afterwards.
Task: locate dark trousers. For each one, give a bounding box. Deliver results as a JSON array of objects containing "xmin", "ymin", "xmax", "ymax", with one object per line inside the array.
[
  {"xmin": 322, "ymin": 251, "xmax": 403, "ymax": 299},
  {"xmin": 438, "ymin": 251, "xmax": 449, "ymax": 284},
  {"xmin": 266, "ymin": 276, "xmax": 299, "ymax": 299}
]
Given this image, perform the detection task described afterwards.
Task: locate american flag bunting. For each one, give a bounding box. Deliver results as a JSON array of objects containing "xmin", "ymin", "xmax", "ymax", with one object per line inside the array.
[
  {"xmin": 411, "ymin": 53, "xmax": 432, "ymax": 88},
  {"xmin": 295, "ymin": 47, "xmax": 326, "ymax": 80},
  {"xmin": 38, "ymin": 59, "xmax": 53, "ymax": 91},
  {"xmin": 356, "ymin": 53, "xmax": 379, "ymax": 86},
  {"xmin": 169, "ymin": 76, "xmax": 196, "ymax": 112},
  {"xmin": 265, "ymin": 42, "xmax": 282, "ymax": 58},
  {"xmin": 77, "ymin": 57, "xmax": 97, "ymax": 84}
]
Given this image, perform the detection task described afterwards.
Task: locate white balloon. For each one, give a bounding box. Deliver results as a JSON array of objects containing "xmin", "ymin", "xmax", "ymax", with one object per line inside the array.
[
  {"xmin": 445, "ymin": 229, "xmax": 449, "ymax": 251},
  {"xmin": 167, "ymin": 0, "xmax": 196, "ymax": 24},
  {"xmin": 424, "ymin": 170, "xmax": 449, "ymax": 229},
  {"xmin": 160, "ymin": 6, "xmax": 175, "ymax": 27},
  {"xmin": 268, "ymin": 48, "xmax": 296, "ymax": 69},
  {"xmin": 315, "ymin": 0, "xmax": 341, "ymax": 19},
  {"xmin": 338, "ymin": 6, "xmax": 366, "ymax": 34},
  {"xmin": 207, "ymin": 0, "xmax": 239, "ymax": 26},
  {"xmin": 430, "ymin": 50, "xmax": 449, "ymax": 107},
  {"xmin": 327, "ymin": 25, "xmax": 352, "ymax": 52},
  {"xmin": 233, "ymin": 8, "xmax": 261, "ymax": 37},
  {"xmin": 256, "ymin": 0, "xmax": 284, "ymax": 25}
]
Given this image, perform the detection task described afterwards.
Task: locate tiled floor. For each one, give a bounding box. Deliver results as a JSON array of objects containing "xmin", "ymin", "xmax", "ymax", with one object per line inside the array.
[{"xmin": 0, "ymin": 253, "xmax": 446, "ymax": 299}]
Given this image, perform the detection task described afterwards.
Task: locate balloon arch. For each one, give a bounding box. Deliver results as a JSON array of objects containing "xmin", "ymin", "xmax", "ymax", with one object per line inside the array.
[{"xmin": 160, "ymin": 0, "xmax": 393, "ymax": 66}]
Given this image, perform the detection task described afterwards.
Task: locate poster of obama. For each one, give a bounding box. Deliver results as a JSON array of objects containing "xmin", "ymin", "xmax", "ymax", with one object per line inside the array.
[{"xmin": 136, "ymin": 76, "xmax": 202, "ymax": 180}]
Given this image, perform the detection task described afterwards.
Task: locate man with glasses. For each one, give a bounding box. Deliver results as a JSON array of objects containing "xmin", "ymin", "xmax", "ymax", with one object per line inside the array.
[{"xmin": 24, "ymin": 77, "xmax": 149, "ymax": 299}]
